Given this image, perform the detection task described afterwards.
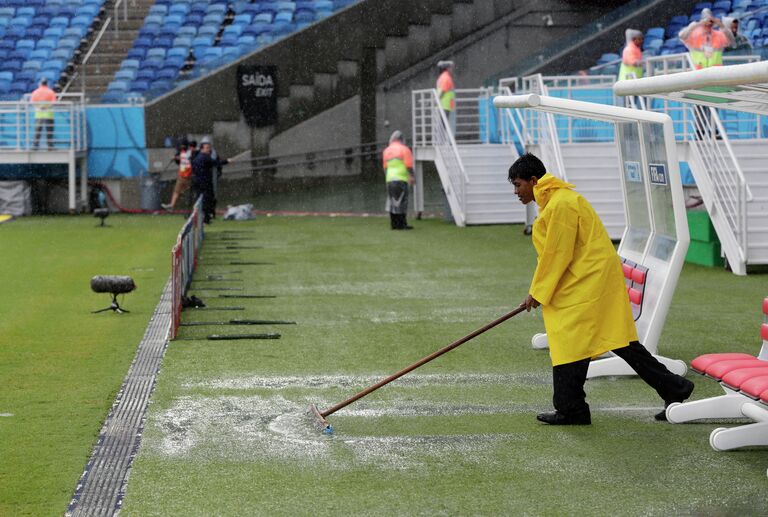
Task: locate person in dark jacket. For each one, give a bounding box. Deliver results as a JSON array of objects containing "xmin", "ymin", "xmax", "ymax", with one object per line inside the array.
[{"xmin": 191, "ymin": 139, "xmax": 229, "ymax": 223}]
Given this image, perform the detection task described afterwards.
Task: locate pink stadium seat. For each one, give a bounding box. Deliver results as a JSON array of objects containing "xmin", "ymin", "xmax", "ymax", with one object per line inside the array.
[
  {"xmin": 691, "ymin": 352, "xmax": 756, "ymax": 373},
  {"xmin": 763, "ymin": 297, "xmax": 768, "ymax": 316},
  {"xmin": 740, "ymin": 375, "xmax": 768, "ymax": 400},
  {"xmin": 721, "ymin": 367, "xmax": 768, "ymax": 390},
  {"xmin": 622, "ymin": 263, "xmax": 633, "ymax": 279},
  {"xmin": 630, "ymin": 268, "xmax": 646, "ymax": 284},
  {"xmin": 762, "ymin": 323, "xmax": 768, "ymax": 341},
  {"xmin": 628, "ymin": 287, "xmax": 643, "ymax": 305},
  {"xmin": 705, "ymin": 358, "xmax": 767, "ymax": 380}
]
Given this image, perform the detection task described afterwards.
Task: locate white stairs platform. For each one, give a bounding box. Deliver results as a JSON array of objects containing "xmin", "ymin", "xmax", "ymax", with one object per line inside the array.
[
  {"xmin": 559, "ymin": 143, "xmax": 626, "ymax": 240},
  {"xmin": 458, "ymin": 144, "xmax": 526, "ymax": 225},
  {"xmin": 725, "ymin": 140, "xmax": 768, "ymax": 266}
]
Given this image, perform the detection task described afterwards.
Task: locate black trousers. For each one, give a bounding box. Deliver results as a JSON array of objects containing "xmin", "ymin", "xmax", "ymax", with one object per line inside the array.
[
  {"xmin": 33, "ymin": 118, "xmax": 54, "ymax": 148},
  {"xmin": 552, "ymin": 341, "xmax": 692, "ymax": 417},
  {"xmin": 192, "ymin": 184, "xmax": 215, "ymax": 223}
]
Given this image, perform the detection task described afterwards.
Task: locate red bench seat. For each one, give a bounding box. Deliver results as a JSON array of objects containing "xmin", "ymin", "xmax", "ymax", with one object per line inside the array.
[
  {"xmin": 704, "ymin": 359, "xmax": 767, "ymax": 380},
  {"xmin": 740, "ymin": 375, "xmax": 768, "ymax": 401},
  {"xmin": 691, "ymin": 353, "xmax": 757, "ymax": 374},
  {"xmin": 721, "ymin": 367, "xmax": 768, "ymax": 390}
]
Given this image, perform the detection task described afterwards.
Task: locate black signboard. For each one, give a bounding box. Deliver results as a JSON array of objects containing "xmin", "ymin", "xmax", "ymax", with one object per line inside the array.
[{"xmin": 237, "ymin": 65, "xmax": 278, "ymax": 127}]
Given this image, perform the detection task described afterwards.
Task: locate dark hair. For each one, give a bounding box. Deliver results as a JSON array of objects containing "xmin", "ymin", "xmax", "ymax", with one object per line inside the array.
[
  {"xmin": 508, "ymin": 153, "xmax": 546, "ymax": 182},
  {"xmin": 189, "ymin": 140, "xmax": 197, "ymax": 147}
]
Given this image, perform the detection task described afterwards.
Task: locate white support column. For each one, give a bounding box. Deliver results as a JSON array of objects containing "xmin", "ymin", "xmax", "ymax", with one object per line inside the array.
[
  {"xmin": 79, "ymin": 156, "xmax": 88, "ymax": 210},
  {"xmin": 413, "ymin": 160, "xmax": 424, "ymax": 216},
  {"xmin": 68, "ymin": 151, "xmax": 76, "ymax": 213}
]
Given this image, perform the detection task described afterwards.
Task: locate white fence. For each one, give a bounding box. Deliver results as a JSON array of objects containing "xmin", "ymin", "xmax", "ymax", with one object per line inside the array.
[{"xmin": 170, "ymin": 195, "xmax": 205, "ymax": 339}]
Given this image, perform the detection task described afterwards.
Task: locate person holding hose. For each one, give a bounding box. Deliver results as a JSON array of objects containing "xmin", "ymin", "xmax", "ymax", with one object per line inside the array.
[
  {"xmin": 508, "ymin": 153, "xmax": 694, "ymax": 425},
  {"xmin": 382, "ymin": 130, "xmax": 414, "ymax": 230}
]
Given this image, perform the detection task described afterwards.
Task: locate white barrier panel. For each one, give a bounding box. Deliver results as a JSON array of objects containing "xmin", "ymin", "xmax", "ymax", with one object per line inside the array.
[{"xmin": 494, "ymin": 94, "xmax": 689, "ymax": 378}]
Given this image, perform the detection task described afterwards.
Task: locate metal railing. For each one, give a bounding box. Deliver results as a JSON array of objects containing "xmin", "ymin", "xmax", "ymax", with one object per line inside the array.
[
  {"xmin": 518, "ymin": 74, "xmax": 567, "ymax": 179},
  {"xmin": 170, "ymin": 195, "xmax": 204, "ymax": 339},
  {"xmin": 113, "ymin": 0, "xmax": 130, "ymax": 34},
  {"xmin": 687, "ymin": 103, "xmax": 750, "ymax": 266},
  {"xmin": 412, "ymin": 88, "xmax": 469, "ymax": 224},
  {"xmin": 0, "ymin": 96, "xmax": 87, "ymax": 151}
]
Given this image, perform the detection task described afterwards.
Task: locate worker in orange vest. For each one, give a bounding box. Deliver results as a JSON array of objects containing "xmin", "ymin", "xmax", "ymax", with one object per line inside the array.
[
  {"xmin": 30, "ymin": 78, "xmax": 57, "ymax": 149},
  {"xmin": 382, "ymin": 130, "xmax": 415, "ymax": 230},
  {"xmin": 619, "ymin": 29, "xmax": 644, "ymax": 80},
  {"xmin": 679, "ymin": 8, "xmax": 734, "ymax": 69},
  {"xmin": 436, "ymin": 60, "xmax": 456, "ymax": 133}
]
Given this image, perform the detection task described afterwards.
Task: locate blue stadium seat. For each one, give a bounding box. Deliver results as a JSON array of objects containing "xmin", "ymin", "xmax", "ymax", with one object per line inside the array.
[
  {"xmin": 223, "ymin": 24, "xmax": 244, "ymax": 36},
  {"xmin": 37, "ymin": 39, "xmax": 57, "ymax": 52},
  {"xmin": 148, "ymin": 5, "xmax": 168, "ymax": 16},
  {"xmin": 156, "ymin": 67, "xmax": 177, "ymax": 81},
  {"xmin": 134, "ymin": 37, "xmax": 152, "ymax": 49},
  {"xmin": 43, "ymin": 27, "xmax": 64, "ymax": 40},
  {"xmin": 167, "ymin": 46, "xmax": 188, "ymax": 60},
  {"xmin": 164, "ymin": 56, "xmax": 184, "ymax": 69},
  {"xmin": 276, "ymin": 1, "xmax": 296, "ymax": 12},
  {"xmin": 50, "ymin": 48, "xmax": 73, "ymax": 61},
  {"xmin": 136, "ymin": 68, "xmax": 156, "ymax": 81},
  {"xmin": 220, "ymin": 33, "xmax": 239, "ymax": 47},
  {"xmin": 244, "ymin": 23, "xmax": 270, "ymax": 37},
  {"xmin": 147, "ymin": 47, "xmax": 165, "ymax": 59},
  {"xmin": 129, "ymin": 80, "xmax": 149, "ymax": 92},
  {"xmin": 101, "ymin": 90, "xmax": 126, "ymax": 103},
  {"xmin": 275, "ymin": 11, "xmax": 293, "ymax": 23},
  {"xmin": 294, "ymin": 8, "xmax": 316, "ymax": 23},
  {"xmin": 29, "ymin": 48, "xmax": 50, "ymax": 61},
  {"xmin": 198, "ymin": 26, "xmax": 218, "ymax": 39},
  {"xmin": 126, "ymin": 47, "xmax": 146, "ymax": 60},
  {"xmin": 142, "ymin": 58, "xmax": 163, "ymax": 70},
  {"xmin": 169, "ymin": 3, "xmax": 191, "ymax": 17},
  {"xmin": 154, "ymin": 36, "xmax": 173, "ymax": 48},
  {"xmin": 0, "ymin": 71, "xmax": 13, "ymax": 83},
  {"xmin": 0, "ymin": 8, "xmax": 15, "ymax": 18},
  {"xmin": 165, "ymin": 14, "xmax": 185, "ymax": 26},
  {"xmin": 70, "ymin": 16, "xmax": 92, "ymax": 29},
  {"xmin": 185, "ymin": 13, "xmax": 203, "ymax": 25},
  {"xmin": 203, "ymin": 13, "xmax": 223, "ymax": 25},
  {"xmin": 115, "ymin": 68, "xmax": 136, "ymax": 82},
  {"xmin": 233, "ymin": 13, "xmax": 252, "ymax": 25},
  {"xmin": 17, "ymin": 7, "xmax": 35, "ymax": 19},
  {"xmin": 64, "ymin": 26, "xmax": 87, "ymax": 40},
  {"xmin": 713, "ymin": 0, "xmax": 732, "ymax": 10},
  {"xmin": 646, "ymin": 27, "xmax": 665, "ymax": 40},
  {"xmin": 178, "ymin": 26, "xmax": 197, "ymax": 38},
  {"xmin": 253, "ymin": 12, "xmax": 273, "ymax": 24},
  {"xmin": 173, "ymin": 36, "xmax": 193, "ymax": 48}
]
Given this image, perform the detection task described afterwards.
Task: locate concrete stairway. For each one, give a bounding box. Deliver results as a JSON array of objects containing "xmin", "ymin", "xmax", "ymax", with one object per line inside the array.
[
  {"xmin": 459, "ymin": 144, "xmax": 526, "ymax": 225},
  {"xmin": 725, "ymin": 140, "xmax": 768, "ymax": 267},
  {"xmin": 71, "ymin": 0, "xmax": 157, "ymax": 101},
  {"xmin": 560, "ymin": 142, "xmax": 625, "ymax": 240}
]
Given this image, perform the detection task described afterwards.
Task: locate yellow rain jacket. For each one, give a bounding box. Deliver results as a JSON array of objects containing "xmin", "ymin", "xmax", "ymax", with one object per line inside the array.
[{"xmin": 530, "ymin": 173, "xmax": 637, "ymax": 366}]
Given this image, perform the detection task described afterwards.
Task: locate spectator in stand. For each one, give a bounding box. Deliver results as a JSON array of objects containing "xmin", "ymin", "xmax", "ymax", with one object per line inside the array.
[
  {"xmin": 679, "ymin": 8, "xmax": 735, "ymax": 69},
  {"xmin": 724, "ymin": 17, "xmax": 752, "ymax": 52},
  {"xmin": 162, "ymin": 140, "xmax": 193, "ymax": 211},
  {"xmin": 30, "ymin": 78, "xmax": 57, "ymax": 149},
  {"xmin": 192, "ymin": 138, "xmax": 230, "ymax": 224},
  {"xmin": 180, "ymin": 49, "xmax": 196, "ymax": 75},
  {"xmin": 619, "ymin": 29, "xmax": 644, "ymax": 80},
  {"xmin": 223, "ymin": 4, "xmax": 236, "ymax": 26}
]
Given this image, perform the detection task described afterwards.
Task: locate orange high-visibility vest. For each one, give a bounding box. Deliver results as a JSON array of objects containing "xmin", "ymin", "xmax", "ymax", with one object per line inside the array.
[
  {"xmin": 682, "ymin": 27, "xmax": 730, "ymax": 68},
  {"xmin": 382, "ymin": 141, "xmax": 413, "ymax": 183},
  {"xmin": 436, "ymin": 70, "xmax": 455, "ymax": 111}
]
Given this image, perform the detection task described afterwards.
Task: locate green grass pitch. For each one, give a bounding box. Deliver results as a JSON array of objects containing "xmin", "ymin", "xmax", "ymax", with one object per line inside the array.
[
  {"xmin": 112, "ymin": 216, "xmax": 766, "ymax": 516},
  {"xmin": 0, "ymin": 215, "xmax": 181, "ymax": 517}
]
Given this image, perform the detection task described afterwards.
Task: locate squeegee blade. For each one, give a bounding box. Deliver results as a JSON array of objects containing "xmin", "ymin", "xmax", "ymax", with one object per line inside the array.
[{"xmin": 307, "ymin": 404, "xmax": 333, "ymax": 434}]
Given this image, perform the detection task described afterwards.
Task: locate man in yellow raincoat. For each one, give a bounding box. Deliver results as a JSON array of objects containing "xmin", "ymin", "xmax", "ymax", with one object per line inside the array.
[{"xmin": 509, "ymin": 153, "xmax": 693, "ymax": 425}]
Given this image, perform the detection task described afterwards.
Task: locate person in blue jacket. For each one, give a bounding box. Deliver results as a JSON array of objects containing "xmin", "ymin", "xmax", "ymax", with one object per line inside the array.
[{"xmin": 192, "ymin": 138, "xmax": 229, "ymax": 223}]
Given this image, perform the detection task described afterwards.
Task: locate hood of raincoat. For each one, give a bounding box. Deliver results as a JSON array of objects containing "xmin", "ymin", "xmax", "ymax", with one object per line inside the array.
[
  {"xmin": 533, "ymin": 173, "xmax": 576, "ymax": 209},
  {"xmin": 625, "ymin": 28, "xmax": 643, "ymax": 44}
]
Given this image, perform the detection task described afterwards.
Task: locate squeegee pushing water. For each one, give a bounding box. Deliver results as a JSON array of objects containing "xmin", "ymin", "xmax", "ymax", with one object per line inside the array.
[{"xmin": 308, "ymin": 304, "xmax": 528, "ymax": 434}]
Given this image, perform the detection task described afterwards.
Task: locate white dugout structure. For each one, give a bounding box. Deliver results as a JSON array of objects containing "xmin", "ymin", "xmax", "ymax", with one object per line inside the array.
[{"xmin": 493, "ymin": 93, "xmax": 689, "ymax": 379}]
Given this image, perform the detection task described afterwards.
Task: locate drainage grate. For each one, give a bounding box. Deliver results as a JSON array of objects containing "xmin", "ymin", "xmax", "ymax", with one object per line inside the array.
[{"xmin": 66, "ymin": 279, "xmax": 174, "ymax": 517}]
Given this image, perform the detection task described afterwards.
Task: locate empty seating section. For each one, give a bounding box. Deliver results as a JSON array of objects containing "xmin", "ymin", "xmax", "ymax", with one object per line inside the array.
[
  {"xmin": 589, "ymin": 0, "xmax": 768, "ymax": 75},
  {"xmin": 105, "ymin": 0, "xmax": 359, "ymax": 102},
  {"xmin": 0, "ymin": 0, "xmax": 104, "ymax": 100}
]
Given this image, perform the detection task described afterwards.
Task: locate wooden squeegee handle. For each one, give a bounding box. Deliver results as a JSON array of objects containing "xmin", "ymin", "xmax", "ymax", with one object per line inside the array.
[{"xmin": 320, "ymin": 304, "xmax": 528, "ymax": 418}]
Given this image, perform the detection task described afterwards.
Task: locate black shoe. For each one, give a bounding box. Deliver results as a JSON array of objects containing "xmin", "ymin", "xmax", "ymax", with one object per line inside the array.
[
  {"xmin": 655, "ymin": 378, "xmax": 695, "ymax": 421},
  {"xmin": 403, "ymin": 225, "xmax": 414, "ymax": 230},
  {"xmin": 536, "ymin": 411, "xmax": 591, "ymax": 425}
]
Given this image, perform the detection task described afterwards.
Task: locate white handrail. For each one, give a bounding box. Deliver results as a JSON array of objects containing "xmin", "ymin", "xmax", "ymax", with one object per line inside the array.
[
  {"xmin": 429, "ymin": 88, "xmax": 470, "ymax": 184},
  {"xmin": 113, "ymin": 0, "xmax": 129, "ymax": 34}
]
